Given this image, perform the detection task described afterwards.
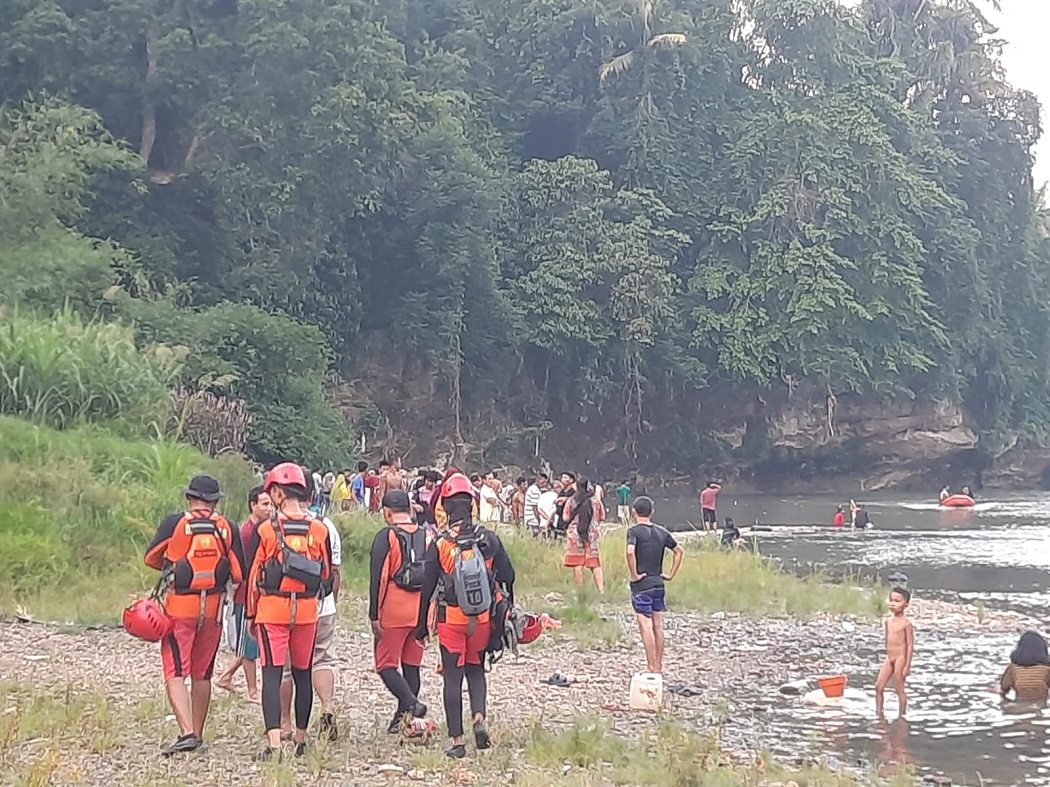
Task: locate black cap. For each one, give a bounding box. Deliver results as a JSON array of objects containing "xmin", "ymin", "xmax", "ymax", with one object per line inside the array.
[
  {"xmin": 381, "ymin": 490, "xmax": 411, "ymax": 512},
  {"xmin": 183, "ymin": 474, "xmax": 223, "ymax": 502}
]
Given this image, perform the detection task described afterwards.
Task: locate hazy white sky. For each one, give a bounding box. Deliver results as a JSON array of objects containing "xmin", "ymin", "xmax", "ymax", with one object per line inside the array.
[{"xmin": 989, "ymin": 0, "xmax": 1049, "ymax": 188}]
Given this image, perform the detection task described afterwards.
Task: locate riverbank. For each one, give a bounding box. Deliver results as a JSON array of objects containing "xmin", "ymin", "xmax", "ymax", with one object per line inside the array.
[
  {"xmin": 3, "ymin": 525, "xmax": 1036, "ymax": 786},
  {"xmin": 0, "ymin": 608, "xmax": 925, "ymax": 787}
]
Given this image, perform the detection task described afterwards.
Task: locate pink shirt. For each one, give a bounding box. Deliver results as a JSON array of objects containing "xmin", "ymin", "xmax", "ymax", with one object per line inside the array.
[{"xmin": 699, "ymin": 486, "xmax": 720, "ymax": 510}]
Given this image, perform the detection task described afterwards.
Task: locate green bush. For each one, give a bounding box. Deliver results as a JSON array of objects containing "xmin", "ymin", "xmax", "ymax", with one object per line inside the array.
[
  {"xmin": 0, "ymin": 416, "xmax": 257, "ymax": 621},
  {"xmin": 0, "ymin": 309, "xmax": 175, "ymax": 429}
]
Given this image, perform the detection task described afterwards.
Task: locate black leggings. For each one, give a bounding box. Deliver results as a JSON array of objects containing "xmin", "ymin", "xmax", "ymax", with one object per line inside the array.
[
  {"xmin": 261, "ymin": 665, "xmax": 313, "ymax": 732},
  {"xmin": 379, "ymin": 664, "xmax": 422, "ymax": 711},
  {"xmin": 439, "ymin": 645, "xmax": 486, "ymax": 738}
]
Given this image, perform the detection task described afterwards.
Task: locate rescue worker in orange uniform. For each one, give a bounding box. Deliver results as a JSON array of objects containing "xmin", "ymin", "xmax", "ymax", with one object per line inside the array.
[
  {"xmin": 144, "ymin": 473, "xmax": 245, "ymax": 756},
  {"xmin": 369, "ymin": 489, "xmax": 430, "ymax": 732},
  {"xmin": 244, "ymin": 462, "xmax": 332, "ymax": 762},
  {"xmin": 416, "ymin": 473, "xmax": 515, "ymax": 758}
]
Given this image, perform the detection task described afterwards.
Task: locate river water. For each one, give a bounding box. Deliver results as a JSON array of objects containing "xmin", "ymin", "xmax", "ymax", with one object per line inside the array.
[{"xmin": 650, "ymin": 491, "xmax": 1050, "ymax": 785}]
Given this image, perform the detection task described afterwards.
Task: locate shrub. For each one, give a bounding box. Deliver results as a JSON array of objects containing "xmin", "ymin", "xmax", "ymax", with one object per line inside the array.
[
  {"xmin": 170, "ymin": 387, "xmax": 252, "ymax": 457},
  {"xmin": 0, "ymin": 309, "xmax": 176, "ymax": 429}
]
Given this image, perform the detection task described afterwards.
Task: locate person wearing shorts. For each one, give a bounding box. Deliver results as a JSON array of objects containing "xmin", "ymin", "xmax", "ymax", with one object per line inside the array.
[
  {"xmin": 215, "ymin": 484, "xmax": 272, "ymax": 701},
  {"xmin": 245, "ymin": 463, "xmax": 332, "ymax": 762},
  {"xmin": 699, "ymin": 481, "xmax": 721, "ymax": 532},
  {"xmin": 144, "ymin": 474, "xmax": 245, "ymax": 756},
  {"xmin": 280, "ymin": 510, "xmax": 342, "ymax": 741},
  {"xmin": 625, "ymin": 497, "xmax": 683, "ymax": 674},
  {"xmin": 370, "ymin": 490, "xmax": 429, "ymax": 733}
]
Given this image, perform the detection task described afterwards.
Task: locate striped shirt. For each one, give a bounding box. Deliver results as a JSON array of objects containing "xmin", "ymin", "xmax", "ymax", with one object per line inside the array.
[
  {"xmin": 523, "ymin": 484, "xmax": 542, "ymax": 527},
  {"xmin": 1000, "ymin": 663, "xmax": 1050, "ymax": 702}
]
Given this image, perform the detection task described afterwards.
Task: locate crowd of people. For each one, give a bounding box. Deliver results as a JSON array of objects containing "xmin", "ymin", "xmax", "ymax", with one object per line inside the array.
[{"xmin": 131, "ymin": 458, "xmax": 692, "ymax": 763}]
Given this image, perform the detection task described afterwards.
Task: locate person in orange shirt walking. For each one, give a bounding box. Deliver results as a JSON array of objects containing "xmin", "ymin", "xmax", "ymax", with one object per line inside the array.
[
  {"xmin": 244, "ymin": 462, "xmax": 332, "ymax": 762},
  {"xmin": 144, "ymin": 473, "xmax": 245, "ymax": 756},
  {"xmin": 369, "ymin": 490, "xmax": 430, "ymax": 733},
  {"xmin": 417, "ymin": 474, "xmax": 516, "ymax": 758}
]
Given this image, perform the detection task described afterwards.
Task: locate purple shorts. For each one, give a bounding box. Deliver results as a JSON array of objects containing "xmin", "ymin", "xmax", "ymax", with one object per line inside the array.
[{"xmin": 631, "ymin": 588, "xmax": 667, "ymax": 617}]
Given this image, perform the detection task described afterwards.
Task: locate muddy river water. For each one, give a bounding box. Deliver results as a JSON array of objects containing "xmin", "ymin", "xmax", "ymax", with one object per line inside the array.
[{"xmin": 652, "ymin": 491, "xmax": 1050, "ymax": 785}]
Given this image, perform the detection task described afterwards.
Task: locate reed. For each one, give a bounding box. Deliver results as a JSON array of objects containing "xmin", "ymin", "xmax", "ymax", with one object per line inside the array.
[{"xmin": 0, "ymin": 308, "xmax": 175, "ymax": 430}]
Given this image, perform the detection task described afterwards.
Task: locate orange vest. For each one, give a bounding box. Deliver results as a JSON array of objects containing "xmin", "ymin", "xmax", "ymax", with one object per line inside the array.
[
  {"xmin": 248, "ymin": 515, "xmax": 330, "ymax": 626},
  {"xmin": 146, "ymin": 510, "xmax": 241, "ymax": 619},
  {"xmin": 437, "ymin": 529, "xmax": 493, "ymax": 626},
  {"xmin": 378, "ymin": 524, "xmax": 431, "ymax": 629}
]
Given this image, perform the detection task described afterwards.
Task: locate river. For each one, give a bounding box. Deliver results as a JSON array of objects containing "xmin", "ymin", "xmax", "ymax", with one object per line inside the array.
[{"xmin": 649, "ymin": 491, "xmax": 1050, "ymax": 785}]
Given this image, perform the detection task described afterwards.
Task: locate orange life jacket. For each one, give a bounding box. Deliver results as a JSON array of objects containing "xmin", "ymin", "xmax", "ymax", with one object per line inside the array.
[
  {"xmin": 162, "ymin": 511, "xmax": 236, "ymax": 621},
  {"xmin": 436, "ymin": 527, "xmax": 495, "ymax": 626},
  {"xmin": 250, "ymin": 515, "xmax": 330, "ymax": 626}
]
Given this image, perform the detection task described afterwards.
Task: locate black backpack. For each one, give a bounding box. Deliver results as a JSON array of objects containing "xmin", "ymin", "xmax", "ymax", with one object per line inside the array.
[{"xmin": 390, "ymin": 526, "xmax": 428, "ymax": 591}]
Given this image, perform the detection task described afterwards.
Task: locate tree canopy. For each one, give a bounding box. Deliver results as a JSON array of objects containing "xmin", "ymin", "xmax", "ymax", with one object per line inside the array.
[{"xmin": 1, "ymin": 0, "xmax": 1046, "ymax": 472}]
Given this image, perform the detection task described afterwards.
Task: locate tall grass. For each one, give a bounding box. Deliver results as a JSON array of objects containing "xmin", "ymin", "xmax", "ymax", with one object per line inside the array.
[
  {"xmin": 0, "ymin": 308, "xmax": 176, "ymax": 429},
  {"xmin": 0, "ymin": 415, "xmax": 256, "ymax": 621}
]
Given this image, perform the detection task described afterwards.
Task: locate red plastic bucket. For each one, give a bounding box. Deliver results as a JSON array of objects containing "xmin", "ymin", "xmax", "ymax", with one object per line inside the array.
[{"xmin": 817, "ymin": 675, "xmax": 847, "ymax": 698}]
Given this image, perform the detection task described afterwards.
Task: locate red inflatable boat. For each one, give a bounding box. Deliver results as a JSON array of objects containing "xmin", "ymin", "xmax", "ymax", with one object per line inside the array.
[{"xmin": 940, "ymin": 494, "xmax": 975, "ymax": 508}]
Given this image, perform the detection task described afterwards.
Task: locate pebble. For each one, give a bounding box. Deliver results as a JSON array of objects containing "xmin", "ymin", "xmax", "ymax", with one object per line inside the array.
[{"xmin": 778, "ymin": 680, "xmax": 809, "ymax": 695}]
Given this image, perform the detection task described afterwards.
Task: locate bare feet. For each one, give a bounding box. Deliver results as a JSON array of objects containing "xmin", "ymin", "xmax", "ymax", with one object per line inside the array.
[
  {"xmin": 215, "ymin": 675, "xmax": 234, "ymax": 692},
  {"xmin": 247, "ymin": 691, "xmax": 261, "ymax": 704}
]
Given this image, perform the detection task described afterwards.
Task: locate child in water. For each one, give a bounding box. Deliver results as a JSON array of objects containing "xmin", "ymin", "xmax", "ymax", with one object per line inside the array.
[
  {"xmin": 1000, "ymin": 631, "xmax": 1050, "ymax": 703},
  {"xmin": 875, "ymin": 588, "xmax": 914, "ymax": 718}
]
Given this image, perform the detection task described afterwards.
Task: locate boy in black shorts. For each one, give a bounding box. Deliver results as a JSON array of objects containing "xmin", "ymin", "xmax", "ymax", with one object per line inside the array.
[{"xmin": 625, "ymin": 497, "xmax": 684, "ymax": 673}]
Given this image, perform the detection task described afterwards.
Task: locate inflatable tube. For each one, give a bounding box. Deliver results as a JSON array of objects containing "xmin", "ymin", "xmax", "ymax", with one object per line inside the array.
[{"xmin": 940, "ymin": 494, "xmax": 975, "ymax": 508}]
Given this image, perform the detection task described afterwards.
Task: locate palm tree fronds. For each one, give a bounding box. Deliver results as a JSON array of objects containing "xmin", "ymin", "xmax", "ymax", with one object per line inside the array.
[
  {"xmin": 648, "ymin": 32, "xmax": 687, "ymax": 47},
  {"xmin": 600, "ymin": 51, "xmax": 636, "ymax": 82}
]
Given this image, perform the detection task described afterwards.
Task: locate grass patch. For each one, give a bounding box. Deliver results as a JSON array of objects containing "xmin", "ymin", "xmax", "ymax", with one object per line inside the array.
[
  {"xmin": 325, "ymin": 515, "xmax": 881, "ymax": 648},
  {"xmin": 514, "ymin": 717, "xmax": 910, "ymax": 787},
  {"xmin": 0, "ymin": 416, "xmax": 256, "ymax": 622},
  {"xmin": 4, "ymin": 462, "xmax": 881, "ymax": 630}
]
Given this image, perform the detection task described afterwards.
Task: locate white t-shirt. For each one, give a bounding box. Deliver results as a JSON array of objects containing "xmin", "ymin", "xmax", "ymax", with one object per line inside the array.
[
  {"xmin": 536, "ymin": 490, "xmax": 558, "ymax": 527},
  {"xmin": 319, "ymin": 516, "xmax": 342, "ymax": 618},
  {"xmin": 524, "ymin": 484, "xmax": 542, "ymax": 527},
  {"xmin": 479, "ymin": 484, "xmax": 501, "ymax": 522}
]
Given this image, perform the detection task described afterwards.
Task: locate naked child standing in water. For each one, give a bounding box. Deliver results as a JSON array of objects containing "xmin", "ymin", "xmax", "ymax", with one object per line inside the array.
[{"xmin": 875, "ymin": 588, "xmax": 914, "ymax": 717}]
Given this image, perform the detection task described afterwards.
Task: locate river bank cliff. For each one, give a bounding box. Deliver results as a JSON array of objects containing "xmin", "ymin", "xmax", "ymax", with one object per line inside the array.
[{"xmin": 344, "ymin": 378, "xmax": 1050, "ymax": 493}]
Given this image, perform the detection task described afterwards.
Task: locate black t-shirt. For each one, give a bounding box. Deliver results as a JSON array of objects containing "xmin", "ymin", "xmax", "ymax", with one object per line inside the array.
[
  {"xmin": 626, "ymin": 522, "xmax": 678, "ymax": 593},
  {"xmin": 854, "ymin": 508, "xmax": 870, "ymax": 528}
]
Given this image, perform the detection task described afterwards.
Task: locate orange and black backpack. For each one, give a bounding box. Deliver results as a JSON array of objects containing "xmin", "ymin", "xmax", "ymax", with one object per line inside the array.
[
  {"xmin": 165, "ymin": 512, "xmax": 234, "ymax": 615},
  {"xmin": 258, "ymin": 517, "xmax": 326, "ymax": 603}
]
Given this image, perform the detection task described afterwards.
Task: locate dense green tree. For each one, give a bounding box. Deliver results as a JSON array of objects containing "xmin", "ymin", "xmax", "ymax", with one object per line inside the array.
[{"xmin": 2, "ymin": 0, "xmax": 1048, "ymax": 473}]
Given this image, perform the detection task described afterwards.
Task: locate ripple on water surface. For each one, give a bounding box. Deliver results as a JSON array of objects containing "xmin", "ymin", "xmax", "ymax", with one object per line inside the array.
[{"xmin": 676, "ymin": 491, "xmax": 1050, "ymax": 785}]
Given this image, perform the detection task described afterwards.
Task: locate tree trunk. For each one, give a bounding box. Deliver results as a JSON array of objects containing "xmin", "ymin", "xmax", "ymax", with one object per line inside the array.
[{"xmin": 140, "ymin": 21, "xmax": 159, "ymax": 165}]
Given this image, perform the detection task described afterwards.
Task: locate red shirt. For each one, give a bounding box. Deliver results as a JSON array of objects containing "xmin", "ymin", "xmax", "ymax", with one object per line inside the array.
[
  {"xmin": 833, "ymin": 511, "xmax": 845, "ymax": 527},
  {"xmin": 700, "ymin": 486, "xmax": 720, "ymax": 509},
  {"xmin": 365, "ymin": 475, "xmax": 382, "ymax": 512}
]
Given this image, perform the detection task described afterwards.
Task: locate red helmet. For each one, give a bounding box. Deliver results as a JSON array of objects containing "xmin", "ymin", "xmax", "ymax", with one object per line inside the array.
[
  {"xmin": 518, "ymin": 611, "xmax": 542, "ymax": 645},
  {"xmin": 122, "ymin": 597, "xmax": 172, "ymax": 642},
  {"xmin": 264, "ymin": 462, "xmax": 307, "ymax": 492},
  {"xmin": 441, "ymin": 472, "xmax": 474, "ymax": 498}
]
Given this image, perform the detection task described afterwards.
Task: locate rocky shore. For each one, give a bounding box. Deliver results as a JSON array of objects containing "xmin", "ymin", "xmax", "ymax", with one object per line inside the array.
[{"xmin": 0, "ymin": 594, "xmax": 1034, "ymax": 786}]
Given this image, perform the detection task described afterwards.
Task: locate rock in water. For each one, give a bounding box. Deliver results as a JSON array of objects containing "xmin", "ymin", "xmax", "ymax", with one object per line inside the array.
[{"xmin": 778, "ymin": 679, "xmax": 809, "ymax": 695}]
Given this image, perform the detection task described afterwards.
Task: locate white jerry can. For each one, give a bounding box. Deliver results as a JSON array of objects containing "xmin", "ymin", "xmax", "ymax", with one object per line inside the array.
[{"xmin": 628, "ymin": 672, "xmax": 663, "ymax": 711}]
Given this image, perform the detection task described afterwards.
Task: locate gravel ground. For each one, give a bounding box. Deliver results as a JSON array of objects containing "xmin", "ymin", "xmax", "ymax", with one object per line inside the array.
[{"xmin": 0, "ymin": 595, "xmax": 1033, "ymax": 786}]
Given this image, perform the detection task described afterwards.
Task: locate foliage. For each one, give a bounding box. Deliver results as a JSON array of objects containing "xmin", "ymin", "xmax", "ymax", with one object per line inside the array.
[
  {"xmin": 169, "ymin": 387, "xmax": 251, "ymax": 458},
  {"xmin": 0, "ymin": 309, "xmax": 175, "ymax": 429},
  {"xmin": 0, "ymin": 415, "xmax": 256, "ymax": 617},
  {"xmin": 0, "ymin": 0, "xmax": 1048, "ymax": 470}
]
